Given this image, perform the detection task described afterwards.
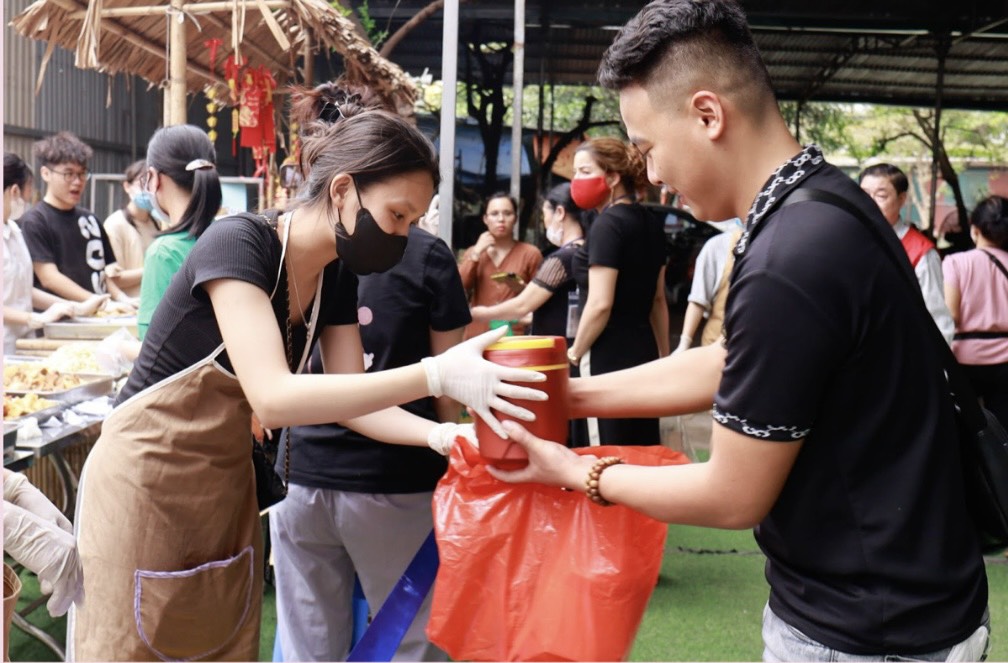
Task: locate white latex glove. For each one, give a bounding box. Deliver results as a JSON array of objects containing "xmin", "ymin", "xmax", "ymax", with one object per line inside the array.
[
  {"xmin": 3, "ymin": 502, "xmax": 84, "ymax": 617},
  {"xmin": 3, "ymin": 471, "xmax": 72, "ymax": 533},
  {"xmin": 71, "ymin": 293, "xmax": 110, "ymax": 317},
  {"xmin": 421, "ymin": 327, "xmax": 547, "ymax": 439},
  {"xmin": 426, "ymin": 422, "xmax": 478, "ymax": 456}
]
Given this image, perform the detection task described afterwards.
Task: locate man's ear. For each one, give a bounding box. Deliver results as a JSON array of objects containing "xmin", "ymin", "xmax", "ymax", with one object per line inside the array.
[
  {"xmin": 690, "ymin": 90, "xmax": 726, "ymax": 140},
  {"xmin": 39, "ymin": 165, "xmax": 52, "ymax": 185}
]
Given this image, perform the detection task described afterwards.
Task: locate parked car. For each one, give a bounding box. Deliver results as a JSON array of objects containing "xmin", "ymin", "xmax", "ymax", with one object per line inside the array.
[{"xmin": 641, "ymin": 204, "xmax": 721, "ymax": 308}]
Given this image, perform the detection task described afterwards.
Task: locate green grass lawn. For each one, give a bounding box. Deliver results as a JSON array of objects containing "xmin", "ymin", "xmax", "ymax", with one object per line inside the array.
[{"xmin": 8, "ymin": 529, "xmax": 1008, "ymax": 662}]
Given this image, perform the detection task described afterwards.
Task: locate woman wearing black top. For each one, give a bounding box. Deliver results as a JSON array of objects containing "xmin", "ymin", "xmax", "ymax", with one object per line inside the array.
[
  {"xmin": 470, "ymin": 183, "xmax": 585, "ymax": 340},
  {"xmin": 70, "ymin": 103, "xmax": 545, "ymax": 659},
  {"xmin": 568, "ymin": 137, "xmax": 668, "ymax": 446}
]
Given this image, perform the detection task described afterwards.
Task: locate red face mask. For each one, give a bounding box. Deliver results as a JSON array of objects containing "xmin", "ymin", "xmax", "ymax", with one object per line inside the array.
[{"xmin": 571, "ymin": 175, "xmax": 611, "ymax": 210}]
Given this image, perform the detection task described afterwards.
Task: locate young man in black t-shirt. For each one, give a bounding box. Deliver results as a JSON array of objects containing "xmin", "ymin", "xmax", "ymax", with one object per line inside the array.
[
  {"xmin": 490, "ymin": 1, "xmax": 990, "ymax": 660},
  {"xmin": 20, "ymin": 131, "xmax": 130, "ymax": 305}
]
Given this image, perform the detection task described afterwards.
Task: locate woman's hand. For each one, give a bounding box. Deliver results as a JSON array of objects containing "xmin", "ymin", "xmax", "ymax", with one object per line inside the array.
[
  {"xmin": 486, "ymin": 421, "xmax": 596, "ymax": 489},
  {"xmin": 71, "ymin": 293, "xmax": 110, "ymax": 317},
  {"xmin": 470, "ymin": 305, "xmax": 491, "ymax": 323},
  {"xmin": 421, "ymin": 327, "xmax": 547, "ymax": 439},
  {"xmin": 469, "ymin": 231, "xmax": 495, "ymax": 261},
  {"xmin": 29, "ymin": 302, "xmax": 75, "ymax": 328}
]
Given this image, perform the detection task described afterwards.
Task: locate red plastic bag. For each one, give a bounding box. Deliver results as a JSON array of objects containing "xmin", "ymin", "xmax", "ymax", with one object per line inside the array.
[{"xmin": 427, "ymin": 442, "xmax": 689, "ymax": 661}]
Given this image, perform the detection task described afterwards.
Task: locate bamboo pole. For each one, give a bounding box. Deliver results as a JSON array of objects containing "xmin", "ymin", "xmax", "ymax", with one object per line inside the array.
[
  {"xmin": 51, "ymin": 0, "xmax": 220, "ymax": 85},
  {"xmin": 168, "ymin": 0, "xmax": 188, "ymax": 124},
  {"xmin": 67, "ymin": 1, "xmax": 290, "ymax": 19}
]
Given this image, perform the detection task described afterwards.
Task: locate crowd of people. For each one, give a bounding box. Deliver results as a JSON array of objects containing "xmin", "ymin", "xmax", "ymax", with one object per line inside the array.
[{"xmin": 3, "ymin": 0, "xmax": 1007, "ymax": 661}]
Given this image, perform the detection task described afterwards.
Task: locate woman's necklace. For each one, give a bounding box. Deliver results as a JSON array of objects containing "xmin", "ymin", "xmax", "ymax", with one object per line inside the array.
[{"xmin": 285, "ymin": 213, "xmax": 309, "ymax": 327}]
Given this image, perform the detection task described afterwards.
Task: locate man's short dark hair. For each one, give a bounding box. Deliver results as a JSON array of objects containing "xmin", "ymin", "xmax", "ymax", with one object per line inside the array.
[
  {"xmin": 32, "ymin": 131, "xmax": 93, "ymax": 168},
  {"xmin": 857, "ymin": 163, "xmax": 909, "ymax": 195},
  {"xmin": 598, "ymin": 0, "xmax": 774, "ymax": 113}
]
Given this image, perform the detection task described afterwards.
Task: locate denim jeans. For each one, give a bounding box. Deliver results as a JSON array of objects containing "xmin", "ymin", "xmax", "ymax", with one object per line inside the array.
[{"xmin": 762, "ymin": 603, "xmax": 990, "ymax": 662}]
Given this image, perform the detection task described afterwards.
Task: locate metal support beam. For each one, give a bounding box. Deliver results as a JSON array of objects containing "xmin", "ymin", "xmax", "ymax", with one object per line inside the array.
[
  {"xmin": 510, "ymin": 0, "xmax": 525, "ymax": 235},
  {"xmin": 438, "ymin": 0, "xmax": 459, "ymax": 248},
  {"xmin": 928, "ymin": 34, "xmax": 950, "ymax": 231}
]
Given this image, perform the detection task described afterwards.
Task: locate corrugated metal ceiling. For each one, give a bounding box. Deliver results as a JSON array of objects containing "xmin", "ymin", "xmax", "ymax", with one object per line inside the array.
[{"xmin": 363, "ymin": 0, "xmax": 1008, "ymax": 110}]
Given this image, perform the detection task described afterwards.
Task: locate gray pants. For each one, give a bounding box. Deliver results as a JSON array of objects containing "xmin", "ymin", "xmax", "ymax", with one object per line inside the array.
[
  {"xmin": 269, "ymin": 485, "xmax": 448, "ymax": 662},
  {"xmin": 762, "ymin": 603, "xmax": 990, "ymax": 662}
]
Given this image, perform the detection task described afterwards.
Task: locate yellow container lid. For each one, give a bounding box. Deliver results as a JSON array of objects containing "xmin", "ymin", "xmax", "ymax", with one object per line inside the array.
[{"xmin": 486, "ymin": 336, "xmax": 558, "ymax": 351}]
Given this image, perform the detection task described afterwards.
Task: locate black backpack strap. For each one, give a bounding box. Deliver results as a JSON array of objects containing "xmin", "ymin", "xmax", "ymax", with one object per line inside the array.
[
  {"xmin": 780, "ymin": 187, "xmax": 987, "ymax": 434},
  {"xmin": 981, "ymin": 249, "xmax": 1008, "ymax": 283}
]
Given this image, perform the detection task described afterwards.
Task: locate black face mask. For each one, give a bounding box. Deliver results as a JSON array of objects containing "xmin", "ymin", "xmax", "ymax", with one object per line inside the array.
[{"xmin": 335, "ymin": 181, "xmax": 408, "ymax": 275}]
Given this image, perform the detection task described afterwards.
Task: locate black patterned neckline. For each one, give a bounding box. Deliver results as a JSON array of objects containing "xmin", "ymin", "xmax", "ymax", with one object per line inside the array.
[{"xmin": 734, "ymin": 144, "xmax": 826, "ymax": 257}]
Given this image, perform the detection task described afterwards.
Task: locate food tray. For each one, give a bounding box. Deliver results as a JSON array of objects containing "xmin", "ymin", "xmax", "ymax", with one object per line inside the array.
[
  {"xmin": 5, "ymin": 375, "xmax": 115, "ymax": 403},
  {"xmin": 43, "ymin": 318, "xmax": 138, "ymax": 340},
  {"xmin": 4, "ymin": 402, "xmax": 66, "ymax": 424}
]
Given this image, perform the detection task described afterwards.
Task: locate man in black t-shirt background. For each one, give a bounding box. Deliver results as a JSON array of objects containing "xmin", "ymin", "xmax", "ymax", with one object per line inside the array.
[
  {"xmin": 490, "ymin": 1, "xmax": 990, "ymax": 661},
  {"xmin": 20, "ymin": 131, "xmax": 131, "ymax": 306}
]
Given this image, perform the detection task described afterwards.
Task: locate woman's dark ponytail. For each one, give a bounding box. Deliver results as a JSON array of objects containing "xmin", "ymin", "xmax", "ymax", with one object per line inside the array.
[
  {"xmin": 178, "ymin": 166, "xmax": 222, "ymax": 239},
  {"xmin": 145, "ymin": 124, "xmax": 221, "ymax": 239}
]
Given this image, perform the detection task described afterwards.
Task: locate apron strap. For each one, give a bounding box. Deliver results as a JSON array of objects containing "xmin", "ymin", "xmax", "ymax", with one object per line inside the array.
[{"xmin": 346, "ymin": 530, "xmax": 439, "ymax": 662}]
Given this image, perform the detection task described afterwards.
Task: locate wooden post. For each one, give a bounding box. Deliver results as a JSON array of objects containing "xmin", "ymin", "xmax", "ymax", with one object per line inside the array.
[
  {"xmin": 167, "ymin": 0, "xmax": 188, "ymax": 125},
  {"xmin": 302, "ymin": 31, "xmax": 314, "ymax": 86}
]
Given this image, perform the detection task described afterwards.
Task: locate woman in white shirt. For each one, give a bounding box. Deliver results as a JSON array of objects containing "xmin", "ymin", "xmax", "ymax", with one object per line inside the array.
[{"xmin": 3, "ymin": 152, "xmax": 105, "ymax": 354}]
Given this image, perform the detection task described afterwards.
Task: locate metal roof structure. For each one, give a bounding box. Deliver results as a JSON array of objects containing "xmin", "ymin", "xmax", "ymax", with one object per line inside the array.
[{"xmin": 365, "ymin": 0, "xmax": 1008, "ymax": 111}]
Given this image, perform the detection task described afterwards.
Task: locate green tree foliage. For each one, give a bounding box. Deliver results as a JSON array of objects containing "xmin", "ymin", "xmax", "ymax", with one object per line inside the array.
[{"xmin": 780, "ymin": 102, "xmax": 1008, "ymax": 165}]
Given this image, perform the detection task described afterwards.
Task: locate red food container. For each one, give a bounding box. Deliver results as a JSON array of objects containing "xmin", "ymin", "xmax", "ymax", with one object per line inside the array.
[{"xmin": 476, "ymin": 336, "xmax": 570, "ymax": 469}]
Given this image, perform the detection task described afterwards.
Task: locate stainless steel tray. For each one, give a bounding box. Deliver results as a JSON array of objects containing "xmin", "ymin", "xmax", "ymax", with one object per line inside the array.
[
  {"xmin": 4, "ymin": 401, "xmax": 66, "ymax": 424},
  {"xmin": 5, "ymin": 376, "xmax": 115, "ymax": 403},
  {"xmin": 3, "ymin": 421, "xmax": 21, "ymax": 453},
  {"xmin": 43, "ymin": 318, "xmax": 138, "ymax": 340}
]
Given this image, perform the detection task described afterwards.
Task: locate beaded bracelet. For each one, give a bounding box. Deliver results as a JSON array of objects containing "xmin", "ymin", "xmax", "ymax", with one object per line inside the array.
[{"xmin": 586, "ymin": 456, "xmax": 624, "ymax": 506}]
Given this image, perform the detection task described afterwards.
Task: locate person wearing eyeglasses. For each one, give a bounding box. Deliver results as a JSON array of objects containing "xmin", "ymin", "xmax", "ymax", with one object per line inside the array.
[{"xmin": 18, "ymin": 131, "xmax": 133, "ymax": 309}]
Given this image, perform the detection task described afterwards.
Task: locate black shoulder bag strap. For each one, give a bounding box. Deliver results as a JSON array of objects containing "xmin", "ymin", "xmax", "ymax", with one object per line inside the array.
[
  {"xmin": 780, "ymin": 188, "xmax": 988, "ymax": 435},
  {"xmin": 982, "ymin": 249, "xmax": 1008, "ymax": 282}
]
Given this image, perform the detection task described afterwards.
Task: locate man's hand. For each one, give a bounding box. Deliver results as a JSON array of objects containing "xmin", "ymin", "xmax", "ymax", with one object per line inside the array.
[{"xmin": 485, "ymin": 421, "xmax": 595, "ymax": 490}]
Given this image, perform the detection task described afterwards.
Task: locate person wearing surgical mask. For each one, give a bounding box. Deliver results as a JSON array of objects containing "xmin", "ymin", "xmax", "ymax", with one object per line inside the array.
[
  {"xmin": 102, "ymin": 160, "xmax": 161, "ymax": 298},
  {"xmin": 567, "ymin": 137, "xmax": 669, "ymax": 447},
  {"xmin": 3, "ymin": 152, "xmax": 106, "ymax": 354},
  {"xmin": 134, "ymin": 128, "xmax": 222, "ymax": 341},
  {"xmin": 70, "ymin": 109, "xmax": 544, "ymax": 660}
]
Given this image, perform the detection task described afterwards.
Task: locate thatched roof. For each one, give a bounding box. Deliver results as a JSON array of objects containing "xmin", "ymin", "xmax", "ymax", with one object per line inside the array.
[{"xmin": 9, "ymin": 0, "xmax": 417, "ymax": 114}]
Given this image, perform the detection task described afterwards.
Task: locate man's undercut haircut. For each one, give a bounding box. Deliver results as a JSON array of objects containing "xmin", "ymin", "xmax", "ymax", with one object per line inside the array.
[
  {"xmin": 598, "ymin": 0, "xmax": 775, "ymax": 116},
  {"xmin": 32, "ymin": 131, "xmax": 93, "ymax": 168}
]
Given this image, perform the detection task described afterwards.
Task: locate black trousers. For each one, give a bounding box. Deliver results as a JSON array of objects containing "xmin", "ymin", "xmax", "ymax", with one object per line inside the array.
[{"xmin": 963, "ymin": 361, "xmax": 1008, "ymax": 429}]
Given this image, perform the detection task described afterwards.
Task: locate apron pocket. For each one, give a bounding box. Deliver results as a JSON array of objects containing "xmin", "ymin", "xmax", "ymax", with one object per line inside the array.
[{"xmin": 134, "ymin": 545, "xmax": 254, "ymax": 662}]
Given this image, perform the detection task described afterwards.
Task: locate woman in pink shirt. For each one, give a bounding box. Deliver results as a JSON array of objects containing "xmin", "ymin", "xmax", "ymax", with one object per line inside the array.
[{"xmin": 943, "ymin": 194, "xmax": 1008, "ymax": 427}]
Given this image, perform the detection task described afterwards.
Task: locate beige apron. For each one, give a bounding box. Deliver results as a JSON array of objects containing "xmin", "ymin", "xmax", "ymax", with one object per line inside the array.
[
  {"xmin": 71, "ymin": 350, "xmax": 262, "ymax": 661},
  {"xmin": 70, "ymin": 214, "xmax": 319, "ymax": 661}
]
